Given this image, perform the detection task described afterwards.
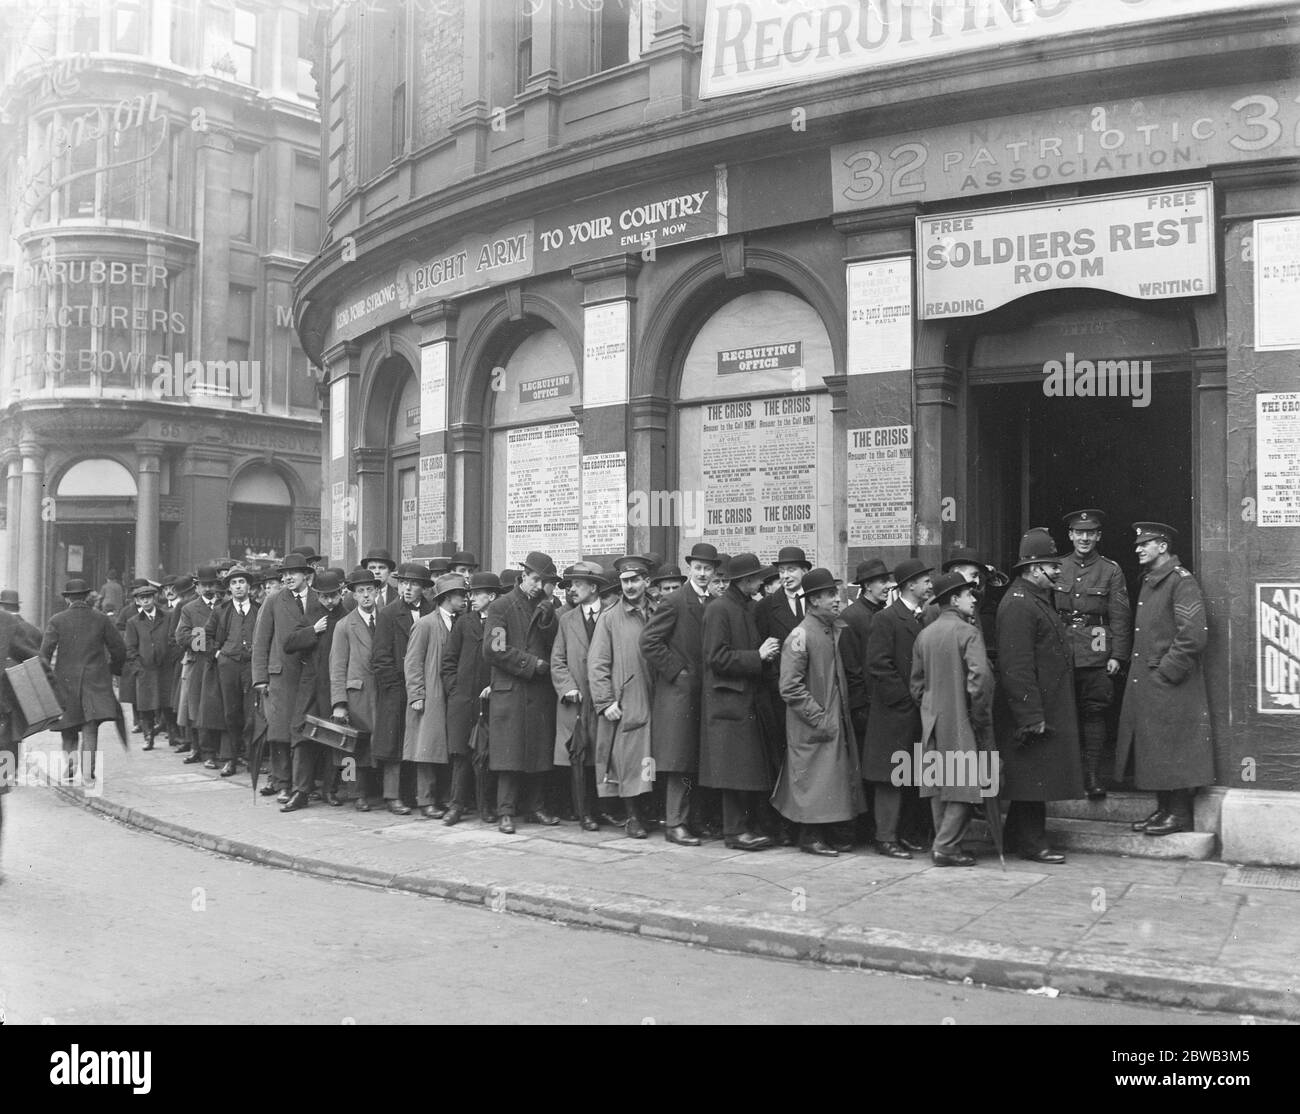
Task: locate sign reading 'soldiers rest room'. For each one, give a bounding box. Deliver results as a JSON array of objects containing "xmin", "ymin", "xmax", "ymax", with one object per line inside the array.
[
  {"xmin": 916, "ymin": 185, "xmax": 1214, "ymax": 319},
  {"xmin": 331, "ymin": 171, "xmax": 724, "ymax": 343},
  {"xmin": 702, "ymin": 0, "xmax": 1294, "ymax": 98},
  {"xmin": 831, "ymin": 82, "xmax": 1300, "ymax": 212}
]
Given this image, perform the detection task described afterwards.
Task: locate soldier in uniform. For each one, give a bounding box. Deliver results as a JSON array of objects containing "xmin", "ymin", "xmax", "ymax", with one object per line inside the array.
[{"xmin": 1055, "ymin": 510, "xmax": 1132, "ymax": 799}]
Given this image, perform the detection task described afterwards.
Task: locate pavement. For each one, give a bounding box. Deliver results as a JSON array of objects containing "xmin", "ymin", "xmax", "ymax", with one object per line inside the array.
[{"xmin": 17, "ymin": 729, "xmax": 1300, "ymax": 1022}]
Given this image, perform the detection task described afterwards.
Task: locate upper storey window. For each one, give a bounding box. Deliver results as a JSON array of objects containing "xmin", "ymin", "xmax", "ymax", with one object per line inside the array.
[
  {"xmin": 67, "ymin": 0, "xmax": 145, "ymax": 55},
  {"xmin": 360, "ymin": 0, "xmax": 406, "ymax": 181},
  {"xmin": 232, "ymin": 4, "xmax": 258, "ymax": 84},
  {"xmin": 592, "ymin": 0, "xmax": 630, "ymax": 72}
]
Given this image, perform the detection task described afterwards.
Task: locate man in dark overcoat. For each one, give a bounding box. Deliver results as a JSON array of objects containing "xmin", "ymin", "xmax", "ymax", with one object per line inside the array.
[
  {"xmin": 699, "ymin": 552, "xmax": 782, "ymax": 851},
  {"xmin": 1, "ymin": 599, "xmax": 41, "ymax": 869},
  {"xmin": 862, "ymin": 557, "xmax": 933, "ymax": 859},
  {"xmin": 163, "ymin": 574, "xmax": 192, "ymax": 749},
  {"xmin": 839, "ymin": 557, "xmax": 891, "ymax": 749},
  {"xmin": 329, "ymin": 567, "xmax": 382, "ymax": 809},
  {"xmin": 482, "ymin": 550, "xmax": 560, "ymax": 833},
  {"xmin": 113, "ymin": 579, "xmax": 147, "ymax": 735},
  {"xmin": 123, "ymin": 583, "xmax": 170, "ymax": 749},
  {"xmin": 206, "ymin": 566, "xmax": 260, "ymax": 777},
  {"xmin": 1116, "ymin": 522, "xmax": 1214, "ymax": 837},
  {"xmin": 0, "ymin": 589, "xmax": 42, "ymax": 652},
  {"xmin": 369, "ymin": 562, "xmax": 433, "ymax": 814},
  {"xmin": 42, "ymin": 579, "xmax": 126, "ymax": 785},
  {"xmin": 994, "ymin": 528, "xmax": 1084, "ymax": 864},
  {"xmin": 176, "ymin": 566, "xmax": 222, "ymax": 768},
  {"xmin": 640, "ymin": 542, "xmax": 722, "ymax": 845},
  {"xmin": 441, "ymin": 570, "xmax": 501, "ymax": 824},
  {"xmin": 550, "ymin": 563, "xmax": 604, "ymax": 830},
  {"xmin": 252, "ymin": 553, "xmax": 324, "ymax": 802}
]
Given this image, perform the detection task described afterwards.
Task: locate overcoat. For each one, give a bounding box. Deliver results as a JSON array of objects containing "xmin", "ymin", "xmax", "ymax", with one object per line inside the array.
[
  {"xmin": 699, "ymin": 584, "xmax": 774, "ymax": 792},
  {"xmin": 910, "ymin": 609, "xmax": 996, "ymax": 804},
  {"xmin": 839, "ymin": 595, "xmax": 881, "ymax": 735},
  {"xmin": 994, "ymin": 578, "xmax": 1084, "ymax": 801},
  {"xmin": 441, "ymin": 607, "xmax": 490, "ymax": 758},
  {"xmin": 41, "ymin": 601, "xmax": 126, "ymax": 729},
  {"xmin": 284, "ymin": 604, "xmax": 347, "ymax": 740},
  {"xmin": 550, "ymin": 603, "xmax": 596, "ymax": 767},
  {"xmin": 588, "ymin": 599, "xmax": 653, "ymax": 799},
  {"xmin": 115, "ymin": 602, "xmax": 139, "ymax": 706},
  {"xmin": 773, "ymin": 611, "xmax": 866, "ymax": 822},
  {"xmin": 177, "ymin": 595, "xmax": 223, "ymax": 730},
  {"xmin": 1114, "ymin": 558, "xmax": 1214, "ymax": 789},
  {"xmin": 483, "ymin": 587, "xmax": 558, "ymax": 773},
  {"xmin": 370, "ymin": 597, "xmax": 432, "ymax": 762},
  {"xmin": 124, "ymin": 608, "xmax": 171, "ymax": 712},
  {"xmin": 756, "ymin": 589, "xmax": 804, "ymax": 758},
  {"xmin": 166, "ymin": 592, "xmax": 193, "ymax": 715},
  {"xmin": 639, "ymin": 584, "xmax": 709, "ymax": 774},
  {"xmin": 861, "ymin": 598, "xmax": 926, "ymax": 783},
  {"xmin": 330, "ymin": 606, "xmax": 380, "ymax": 734},
  {"xmin": 251, "ymin": 588, "xmax": 325, "ymax": 742},
  {"xmin": 404, "ymin": 608, "xmax": 454, "ymax": 764},
  {"xmin": 1, "ymin": 609, "xmax": 41, "ymax": 753}
]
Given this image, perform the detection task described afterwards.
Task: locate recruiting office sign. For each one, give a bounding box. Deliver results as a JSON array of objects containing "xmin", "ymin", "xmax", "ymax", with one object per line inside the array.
[
  {"xmin": 916, "ymin": 184, "xmax": 1214, "ymax": 319},
  {"xmin": 1257, "ymin": 584, "xmax": 1300, "ymax": 714}
]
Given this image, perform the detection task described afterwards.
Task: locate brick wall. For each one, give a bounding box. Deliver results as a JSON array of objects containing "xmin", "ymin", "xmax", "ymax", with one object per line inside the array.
[{"xmin": 413, "ymin": 2, "xmax": 463, "ymax": 150}]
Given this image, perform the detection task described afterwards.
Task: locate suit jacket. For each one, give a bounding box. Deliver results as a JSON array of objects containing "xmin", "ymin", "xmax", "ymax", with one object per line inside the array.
[
  {"xmin": 330, "ymin": 606, "xmax": 380, "ymax": 733},
  {"xmin": 861, "ymin": 597, "xmax": 926, "ymax": 781},
  {"xmin": 550, "ymin": 603, "xmax": 600, "ymax": 766},
  {"xmin": 441, "ymin": 607, "xmax": 489, "ymax": 758},
  {"xmin": 639, "ymin": 584, "xmax": 709, "ymax": 773},
  {"xmin": 252, "ymin": 588, "xmax": 325, "ymax": 741},
  {"xmin": 371, "ymin": 596, "xmax": 432, "ymax": 762},
  {"xmin": 839, "ymin": 596, "xmax": 882, "ymax": 718}
]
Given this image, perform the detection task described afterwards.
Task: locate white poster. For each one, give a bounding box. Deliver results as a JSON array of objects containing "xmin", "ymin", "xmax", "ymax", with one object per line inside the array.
[
  {"xmin": 1258, "ymin": 393, "xmax": 1300, "ymax": 527},
  {"xmin": 330, "ymin": 481, "xmax": 346, "ymax": 564},
  {"xmin": 418, "ymin": 453, "xmax": 447, "ymax": 544},
  {"xmin": 329, "ymin": 378, "xmax": 346, "ymax": 459},
  {"xmin": 583, "ymin": 301, "xmax": 629, "ymax": 408},
  {"xmin": 1254, "ymin": 218, "xmax": 1300, "ymax": 351},
  {"xmin": 420, "ymin": 342, "xmax": 448, "ymax": 434},
  {"xmin": 506, "ymin": 421, "xmax": 581, "ymax": 569},
  {"xmin": 400, "ymin": 497, "xmax": 418, "ymax": 563},
  {"xmin": 581, "ymin": 452, "xmax": 628, "ymax": 556},
  {"xmin": 700, "ymin": 394, "xmax": 817, "ymax": 563},
  {"xmin": 847, "ymin": 258, "xmax": 912, "ymax": 374},
  {"xmin": 917, "ymin": 185, "xmax": 1215, "ymax": 318},
  {"xmin": 847, "ymin": 426, "xmax": 913, "ymax": 547}
]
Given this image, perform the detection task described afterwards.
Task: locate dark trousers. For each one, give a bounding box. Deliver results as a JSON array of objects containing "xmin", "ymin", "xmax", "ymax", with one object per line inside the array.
[
  {"xmin": 291, "ymin": 739, "xmax": 329, "ymax": 796},
  {"xmin": 1157, "ymin": 787, "xmax": 1194, "ymax": 823},
  {"xmin": 497, "ymin": 771, "xmax": 543, "ymax": 817},
  {"xmin": 872, "ymin": 781, "xmax": 928, "ymax": 844},
  {"xmin": 270, "ymin": 739, "xmax": 293, "ymax": 791},
  {"xmin": 449, "ymin": 754, "xmax": 476, "ymax": 810},
  {"xmin": 570, "ymin": 759, "xmax": 598, "ymax": 820},
  {"xmin": 377, "ymin": 758, "xmax": 402, "ymax": 800},
  {"xmin": 198, "ymin": 727, "xmax": 221, "ymax": 760},
  {"xmin": 217, "ymin": 656, "xmax": 255, "ymax": 761},
  {"xmin": 1006, "ymin": 800, "xmax": 1048, "ymax": 855},
  {"xmin": 60, "ymin": 724, "xmax": 99, "ymax": 776},
  {"xmin": 664, "ymin": 771, "xmax": 692, "ymax": 828},
  {"xmin": 722, "ymin": 789, "xmax": 764, "ymax": 836},
  {"xmin": 931, "ymin": 799, "xmax": 973, "ymax": 856}
]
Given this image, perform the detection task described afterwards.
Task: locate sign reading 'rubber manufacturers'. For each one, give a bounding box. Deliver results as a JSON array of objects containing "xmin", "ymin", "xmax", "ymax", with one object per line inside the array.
[{"xmin": 916, "ymin": 185, "xmax": 1215, "ymax": 319}]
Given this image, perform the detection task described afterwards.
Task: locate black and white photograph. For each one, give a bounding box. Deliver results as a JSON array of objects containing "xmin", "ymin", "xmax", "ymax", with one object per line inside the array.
[{"xmin": 0, "ymin": 0, "xmax": 1295, "ymax": 1070}]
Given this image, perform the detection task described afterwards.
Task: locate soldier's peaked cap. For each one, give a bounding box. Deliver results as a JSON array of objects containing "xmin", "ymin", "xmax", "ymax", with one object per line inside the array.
[
  {"xmin": 1064, "ymin": 508, "xmax": 1106, "ymax": 530},
  {"xmin": 1134, "ymin": 522, "xmax": 1178, "ymax": 545}
]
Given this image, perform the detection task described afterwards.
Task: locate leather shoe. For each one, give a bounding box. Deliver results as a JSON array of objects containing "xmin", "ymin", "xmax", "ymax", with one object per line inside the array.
[
  {"xmin": 355, "ymin": 798, "xmax": 372, "ymax": 812},
  {"xmin": 324, "ymin": 790, "xmax": 343, "ymax": 807},
  {"xmin": 308, "ymin": 790, "xmax": 322, "ymax": 802},
  {"xmin": 831, "ymin": 840, "xmax": 855, "ymax": 853},
  {"xmin": 386, "ymin": 800, "xmax": 411, "ymax": 816},
  {"xmin": 143, "ymin": 740, "xmax": 155, "ymax": 751},
  {"xmin": 258, "ymin": 784, "xmax": 279, "ymax": 797},
  {"xmin": 276, "ymin": 789, "xmax": 291, "ymax": 804},
  {"xmin": 175, "ymin": 742, "xmax": 191, "ymax": 753},
  {"xmin": 418, "ymin": 804, "xmax": 442, "ymax": 819},
  {"xmin": 875, "ymin": 841, "xmax": 913, "ymax": 860},
  {"xmin": 598, "ymin": 811, "xmax": 625, "ymax": 827},
  {"xmin": 280, "ymin": 791, "xmax": 309, "ymax": 813},
  {"xmin": 1021, "ymin": 848, "xmax": 1066, "ymax": 864},
  {"xmin": 626, "ymin": 816, "xmax": 649, "ymax": 839},
  {"xmin": 219, "ymin": 761, "xmax": 236, "ymax": 777},
  {"xmin": 480, "ymin": 811, "xmax": 498, "ymax": 824},
  {"xmin": 202, "ymin": 758, "xmax": 219, "ymax": 770},
  {"xmin": 524, "ymin": 810, "xmax": 560, "ymax": 826},
  {"xmin": 1144, "ymin": 813, "xmax": 1187, "ymax": 837},
  {"xmin": 498, "ymin": 815, "xmax": 516, "ymax": 834},
  {"xmin": 800, "ymin": 839, "xmax": 839, "ymax": 857},
  {"xmin": 932, "ymin": 850, "xmax": 977, "ymax": 867},
  {"xmin": 1132, "ymin": 808, "xmax": 1164, "ymax": 832},
  {"xmin": 665, "ymin": 825, "xmax": 700, "ymax": 846},
  {"xmin": 182, "ymin": 752, "xmax": 203, "ymax": 764},
  {"xmin": 899, "ymin": 837, "xmax": 926, "ymax": 853},
  {"xmin": 580, "ymin": 816, "xmax": 599, "ymax": 832},
  {"xmin": 1085, "ymin": 774, "xmax": 1107, "ymax": 800},
  {"xmin": 443, "ymin": 806, "xmax": 465, "ymax": 826},
  {"xmin": 696, "ymin": 824, "xmax": 723, "ymax": 841},
  {"xmin": 724, "ymin": 832, "xmax": 773, "ymax": 851}
]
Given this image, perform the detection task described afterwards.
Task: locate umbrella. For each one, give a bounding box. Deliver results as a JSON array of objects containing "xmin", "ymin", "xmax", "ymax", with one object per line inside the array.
[
  {"xmin": 978, "ymin": 724, "xmax": 1005, "ymax": 871},
  {"xmin": 249, "ymin": 688, "xmax": 269, "ymax": 800},
  {"xmin": 469, "ymin": 697, "xmax": 490, "ymax": 772},
  {"xmin": 113, "ymin": 705, "xmax": 130, "ymax": 750}
]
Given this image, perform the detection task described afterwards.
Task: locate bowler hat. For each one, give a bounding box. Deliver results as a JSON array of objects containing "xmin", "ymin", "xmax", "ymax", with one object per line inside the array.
[
  {"xmin": 521, "ymin": 551, "xmax": 557, "ymax": 579},
  {"xmin": 0, "ymin": 589, "xmax": 19, "ymax": 609},
  {"xmin": 1133, "ymin": 521, "xmax": 1178, "ymax": 545},
  {"xmin": 684, "ymin": 542, "xmax": 722, "ymax": 567},
  {"xmin": 799, "ymin": 568, "xmax": 842, "ymax": 597},
  {"xmin": 468, "ymin": 571, "xmax": 503, "ymax": 593},
  {"xmin": 721, "ymin": 552, "xmax": 772, "ymax": 582},
  {"xmin": 1064, "ymin": 508, "xmax": 1106, "ymax": 530},
  {"xmin": 942, "ymin": 547, "xmax": 986, "ymax": 572},
  {"xmin": 892, "ymin": 558, "xmax": 933, "ymax": 588},
  {"xmin": 345, "ymin": 567, "xmax": 378, "ymax": 588},
  {"xmin": 279, "ymin": 553, "xmax": 314, "ymax": 574},
  {"xmin": 614, "ymin": 554, "xmax": 652, "ymax": 578},
  {"xmin": 432, "ymin": 573, "xmax": 470, "ymax": 601},
  {"xmin": 650, "ymin": 564, "xmax": 685, "ymax": 586},
  {"xmin": 500, "ymin": 569, "xmax": 518, "ymax": 589},
  {"xmin": 195, "ymin": 565, "xmax": 219, "ymax": 584},
  {"xmin": 774, "ymin": 546, "xmax": 812, "ymax": 570},
  {"xmin": 761, "ymin": 568, "xmax": 780, "ymax": 585},
  {"xmin": 394, "ymin": 561, "xmax": 434, "ymax": 586},
  {"xmin": 62, "ymin": 578, "xmax": 92, "ymax": 596},
  {"xmin": 360, "ymin": 547, "xmax": 396, "ymax": 570},
  {"xmin": 313, "ymin": 570, "xmax": 345, "ymax": 593},
  {"xmin": 1012, "ymin": 527, "xmax": 1067, "ymax": 569},
  {"xmin": 173, "ymin": 575, "xmax": 195, "ymax": 594},
  {"xmin": 450, "ymin": 550, "xmax": 478, "ymax": 570},
  {"xmin": 852, "ymin": 557, "xmax": 891, "ymax": 585},
  {"xmin": 427, "ymin": 556, "xmax": 451, "ymax": 577},
  {"xmin": 932, "ymin": 570, "xmax": 977, "ymax": 604},
  {"xmin": 290, "ymin": 545, "xmax": 322, "ymax": 563}
]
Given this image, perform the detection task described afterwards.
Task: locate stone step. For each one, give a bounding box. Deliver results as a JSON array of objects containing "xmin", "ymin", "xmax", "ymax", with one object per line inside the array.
[
  {"xmin": 1048, "ymin": 792, "xmax": 1156, "ymax": 823},
  {"xmin": 968, "ymin": 816, "xmax": 1217, "ymax": 861}
]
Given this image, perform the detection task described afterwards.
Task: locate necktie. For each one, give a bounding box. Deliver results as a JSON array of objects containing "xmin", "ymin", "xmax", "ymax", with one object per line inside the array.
[
  {"xmin": 795, "ymin": 597, "xmax": 803, "ymax": 620},
  {"xmin": 297, "ymin": 593, "xmax": 306, "ymax": 615},
  {"xmin": 584, "ymin": 609, "xmax": 595, "ymax": 638}
]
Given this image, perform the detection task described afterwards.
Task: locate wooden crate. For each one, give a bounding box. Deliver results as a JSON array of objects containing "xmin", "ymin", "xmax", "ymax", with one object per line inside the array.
[{"xmin": 4, "ymin": 657, "xmax": 64, "ymax": 737}]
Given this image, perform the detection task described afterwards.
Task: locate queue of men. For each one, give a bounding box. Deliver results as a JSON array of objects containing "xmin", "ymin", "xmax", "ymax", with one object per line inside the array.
[{"xmin": 5, "ymin": 508, "xmax": 1214, "ymax": 869}]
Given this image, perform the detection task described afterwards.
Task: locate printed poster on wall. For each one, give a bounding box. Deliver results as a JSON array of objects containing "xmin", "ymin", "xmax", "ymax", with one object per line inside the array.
[
  {"xmin": 581, "ymin": 452, "xmax": 627, "ymax": 556},
  {"xmin": 700, "ymin": 394, "xmax": 817, "ymax": 563},
  {"xmin": 1254, "ymin": 218, "xmax": 1300, "ymax": 351},
  {"xmin": 1258, "ymin": 392, "xmax": 1300, "ymax": 527},
  {"xmin": 420, "ymin": 342, "xmax": 448, "ymax": 434},
  {"xmin": 847, "ymin": 426, "xmax": 913, "ymax": 547},
  {"xmin": 847, "ymin": 259, "xmax": 912, "ymax": 374},
  {"xmin": 330, "ymin": 379, "xmax": 346, "ymax": 459},
  {"xmin": 583, "ymin": 301, "xmax": 629, "ymax": 408},
  {"xmin": 399, "ymin": 497, "xmax": 418, "ymax": 563},
  {"xmin": 418, "ymin": 454, "xmax": 447, "ymax": 544},
  {"xmin": 330, "ymin": 481, "xmax": 346, "ymax": 565},
  {"xmin": 1257, "ymin": 584, "xmax": 1300, "ymax": 714},
  {"xmin": 506, "ymin": 421, "xmax": 580, "ymax": 569}
]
